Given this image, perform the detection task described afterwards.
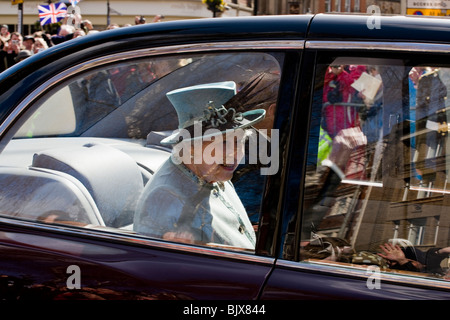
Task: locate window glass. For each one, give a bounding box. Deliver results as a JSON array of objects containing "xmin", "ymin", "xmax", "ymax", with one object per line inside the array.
[
  {"xmin": 15, "ymin": 86, "xmax": 77, "ymax": 137},
  {"xmin": 301, "ymin": 57, "xmax": 450, "ymax": 282},
  {"xmin": 0, "ymin": 51, "xmax": 283, "ymax": 254}
]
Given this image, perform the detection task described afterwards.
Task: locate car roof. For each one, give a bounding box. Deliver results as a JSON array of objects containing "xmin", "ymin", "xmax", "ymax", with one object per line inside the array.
[{"xmin": 309, "ymin": 13, "xmax": 450, "ymax": 43}]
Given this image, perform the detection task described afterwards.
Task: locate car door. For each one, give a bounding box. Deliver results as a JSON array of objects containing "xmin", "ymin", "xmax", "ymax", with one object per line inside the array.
[
  {"xmin": 0, "ymin": 20, "xmax": 307, "ymax": 300},
  {"xmin": 261, "ymin": 14, "xmax": 450, "ymax": 299}
]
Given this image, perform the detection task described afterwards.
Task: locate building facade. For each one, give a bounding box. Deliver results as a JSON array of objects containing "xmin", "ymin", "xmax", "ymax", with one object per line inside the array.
[
  {"xmin": 255, "ymin": 0, "xmax": 401, "ymax": 15},
  {"xmin": 0, "ymin": 0, "xmax": 411, "ymax": 36},
  {"xmin": 0, "ymin": 0, "xmax": 254, "ymax": 34}
]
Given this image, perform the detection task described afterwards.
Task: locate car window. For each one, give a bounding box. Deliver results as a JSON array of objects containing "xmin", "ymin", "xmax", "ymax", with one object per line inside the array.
[
  {"xmin": 15, "ymin": 85, "xmax": 77, "ymax": 137},
  {"xmin": 0, "ymin": 51, "xmax": 283, "ymax": 254},
  {"xmin": 298, "ymin": 56, "xmax": 450, "ymax": 283}
]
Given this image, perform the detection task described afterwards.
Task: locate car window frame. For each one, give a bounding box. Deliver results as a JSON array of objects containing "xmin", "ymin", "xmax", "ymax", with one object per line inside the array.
[
  {"xmin": 279, "ymin": 40, "xmax": 450, "ymax": 291},
  {"xmin": 0, "ymin": 40, "xmax": 305, "ymax": 262}
]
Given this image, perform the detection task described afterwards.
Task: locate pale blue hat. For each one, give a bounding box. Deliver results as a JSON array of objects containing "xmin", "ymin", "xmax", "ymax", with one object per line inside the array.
[{"xmin": 161, "ymin": 81, "xmax": 266, "ymax": 145}]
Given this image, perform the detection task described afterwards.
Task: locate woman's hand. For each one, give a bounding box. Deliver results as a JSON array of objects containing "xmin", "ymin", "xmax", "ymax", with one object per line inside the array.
[
  {"xmin": 163, "ymin": 231, "xmax": 196, "ymax": 244},
  {"xmin": 378, "ymin": 242, "xmax": 409, "ymax": 265}
]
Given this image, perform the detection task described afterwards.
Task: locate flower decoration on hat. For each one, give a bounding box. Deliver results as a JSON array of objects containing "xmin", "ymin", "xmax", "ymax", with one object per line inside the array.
[
  {"xmin": 161, "ymin": 73, "xmax": 273, "ymax": 145},
  {"xmin": 203, "ymin": 102, "xmax": 243, "ymax": 129}
]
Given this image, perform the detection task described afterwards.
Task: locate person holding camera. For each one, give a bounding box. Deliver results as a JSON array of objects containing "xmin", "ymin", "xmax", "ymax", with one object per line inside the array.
[
  {"xmin": 134, "ymin": 15, "xmax": 164, "ymax": 25},
  {"xmin": 2, "ymin": 32, "xmax": 23, "ymax": 69},
  {"xmin": 135, "ymin": 16, "xmax": 146, "ymax": 25}
]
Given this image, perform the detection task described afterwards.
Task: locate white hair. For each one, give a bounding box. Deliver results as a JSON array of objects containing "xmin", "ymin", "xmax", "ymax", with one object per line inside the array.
[{"xmin": 59, "ymin": 24, "xmax": 75, "ymax": 36}]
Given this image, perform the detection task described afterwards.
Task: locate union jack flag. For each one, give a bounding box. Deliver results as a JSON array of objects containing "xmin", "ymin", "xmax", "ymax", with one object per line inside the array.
[{"xmin": 38, "ymin": 2, "xmax": 68, "ymax": 26}]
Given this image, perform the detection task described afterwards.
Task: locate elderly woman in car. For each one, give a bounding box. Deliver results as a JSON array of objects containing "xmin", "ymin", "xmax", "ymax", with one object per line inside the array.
[{"xmin": 134, "ymin": 76, "xmax": 267, "ymax": 250}]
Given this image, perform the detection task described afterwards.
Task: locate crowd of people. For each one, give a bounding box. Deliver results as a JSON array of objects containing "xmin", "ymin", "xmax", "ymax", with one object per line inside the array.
[{"xmin": 0, "ymin": 14, "xmax": 164, "ymax": 72}]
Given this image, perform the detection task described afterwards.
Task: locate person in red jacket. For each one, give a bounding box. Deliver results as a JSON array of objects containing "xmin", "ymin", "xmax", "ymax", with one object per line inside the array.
[{"xmin": 323, "ymin": 65, "xmax": 366, "ymax": 138}]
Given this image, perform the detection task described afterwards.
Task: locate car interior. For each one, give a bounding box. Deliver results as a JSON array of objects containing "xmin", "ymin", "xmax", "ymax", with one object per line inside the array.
[{"xmin": 0, "ymin": 51, "xmax": 283, "ymax": 244}]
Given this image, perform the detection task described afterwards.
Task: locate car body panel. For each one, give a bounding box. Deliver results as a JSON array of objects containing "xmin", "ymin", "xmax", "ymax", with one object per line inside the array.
[
  {"xmin": 0, "ymin": 220, "xmax": 274, "ymax": 300},
  {"xmin": 308, "ymin": 14, "xmax": 450, "ymax": 43},
  {"xmin": 261, "ymin": 261, "xmax": 450, "ymax": 300}
]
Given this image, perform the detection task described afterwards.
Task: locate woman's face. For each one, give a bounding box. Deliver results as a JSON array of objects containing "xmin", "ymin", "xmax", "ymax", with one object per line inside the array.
[
  {"xmin": 33, "ymin": 40, "xmax": 45, "ymax": 53},
  {"xmin": 331, "ymin": 65, "xmax": 343, "ymax": 75},
  {"xmin": 186, "ymin": 131, "xmax": 247, "ymax": 183}
]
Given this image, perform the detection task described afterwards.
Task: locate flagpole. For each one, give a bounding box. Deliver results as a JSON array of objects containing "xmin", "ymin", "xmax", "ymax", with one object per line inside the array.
[
  {"xmin": 17, "ymin": 2, "xmax": 23, "ymax": 35},
  {"xmin": 107, "ymin": 0, "xmax": 111, "ymax": 26},
  {"xmin": 47, "ymin": 0, "xmax": 52, "ymax": 33}
]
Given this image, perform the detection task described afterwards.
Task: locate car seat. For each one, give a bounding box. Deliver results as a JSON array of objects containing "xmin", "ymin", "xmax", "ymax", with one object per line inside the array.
[{"xmin": 32, "ymin": 143, "xmax": 144, "ymax": 228}]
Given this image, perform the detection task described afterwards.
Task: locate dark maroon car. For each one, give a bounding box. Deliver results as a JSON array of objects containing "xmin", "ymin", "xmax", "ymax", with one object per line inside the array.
[{"xmin": 0, "ymin": 13, "xmax": 449, "ymax": 303}]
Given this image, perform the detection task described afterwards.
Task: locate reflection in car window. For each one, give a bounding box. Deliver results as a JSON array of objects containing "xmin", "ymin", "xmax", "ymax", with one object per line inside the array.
[
  {"xmin": 299, "ymin": 59, "xmax": 450, "ymax": 282},
  {"xmin": 14, "ymin": 57, "xmax": 191, "ymax": 139},
  {"xmin": 0, "ymin": 51, "xmax": 283, "ymax": 254}
]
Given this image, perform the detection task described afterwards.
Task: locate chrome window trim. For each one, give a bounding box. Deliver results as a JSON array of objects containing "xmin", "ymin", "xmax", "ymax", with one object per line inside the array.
[
  {"xmin": 0, "ymin": 216, "xmax": 275, "ymax": 264},
  {"xmin": 0, "ymin": 40, "xmax": 298, "ymax": 262},
  {"xmin": 277, "ymin": 259, "xmax": 450, "ymax": 290},
  {"xmin": 301, "ymin": 39, "xmax": 450, "ymax": 291},
  {"xmin": 306, "ymin": 40, "xmax": 450, "ymax": 53},
  {"xmin": 0, "ymin": 40, "xmax": 303, "ymax": 138}
]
